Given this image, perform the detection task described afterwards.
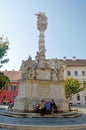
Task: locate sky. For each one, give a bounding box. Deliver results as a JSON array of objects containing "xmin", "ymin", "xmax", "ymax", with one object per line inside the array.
[{"xmin": 0, "ymin": 0, "xmax": 86, "ymax": 71}]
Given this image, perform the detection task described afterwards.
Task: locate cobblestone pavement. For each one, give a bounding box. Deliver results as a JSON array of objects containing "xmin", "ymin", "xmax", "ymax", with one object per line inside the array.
[
  {"xmin": 0, "ymin": 106, "xmax": 85, "ymax": 125},
  {"xmin": 0, "ymin": 105, "xmax": 86, "ymax": 130},
  {"xmin": 71, "ymin": 106, "xmax": 86, "ymax": 114}
]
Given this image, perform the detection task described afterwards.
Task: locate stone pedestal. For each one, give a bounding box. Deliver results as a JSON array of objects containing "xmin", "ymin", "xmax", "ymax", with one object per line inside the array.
[{"xmin": 14, "ymin": 79, "xmax": 69, "ymax": 112}]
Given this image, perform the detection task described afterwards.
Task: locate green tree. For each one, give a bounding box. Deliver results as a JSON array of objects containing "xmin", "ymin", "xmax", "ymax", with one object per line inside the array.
[
  {"xmin": 0, "ymin": 36, "xmax": 9, "ymax": 68},
  {"xmin": 65, "ymin": 78, "xmax": 85, "ymax": 99},
  {"xmin": 0, "ymin": 35, "xmax": 10, "ymax": 90},
  {"xmin": 0, "ymin": 72, "xmax": 10, "ymax": 90}
]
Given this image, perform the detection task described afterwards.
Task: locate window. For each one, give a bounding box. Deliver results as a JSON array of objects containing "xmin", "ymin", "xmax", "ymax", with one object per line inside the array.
[
  {"xmin": 77, "ymin": 103, "xmax": 81, "ymax": 106},
  {"xmin": 5, "ymin": 85, "xmax": 8, "ymax": 91},
  {"xmin": 74, "ymin": 71, "xmax": 78, "ymax": 76},
  {"xmin": 83, "ymin": 81, "xmax": 86, "ymax": 87},
  {"xmin": 3, "ymin": 95, "xmax": 6, "ymax": 100},
  {"xmin": 70, "ymin": 97, "xmax": 72, "ymax": 100},
  {"xmin": 82, "ymin": 71, "xmax": 85, "ymax": 76},
  {"xmin": 12, "ymin": 95, "xmax": 16, "ymax": 101},
  {"xmin": 76, "ymin": 94, "xmax": 80, "ymax": 101},
  {"xmin": 85, "ymin": 94, "xmax": 86, "ymax": 101},
  {"xmin": 67, "ymin": 71, "xmax": 71, "ymax": 76},
  {"xmin": 69, "ymin": 103, "xmax": 72, "ymax": 106},
  {"xmin": 11, "ymin": 85, "xmax": 16, "ymax": 91}
]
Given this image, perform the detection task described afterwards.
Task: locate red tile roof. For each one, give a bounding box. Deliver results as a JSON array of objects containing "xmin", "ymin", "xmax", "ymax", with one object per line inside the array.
[
  {"xmin": 65, "ymin": 59, "xmax": 86, "ymax": 66},
  {"xmin": 2, "ymin": 70, "xmax": 21, "ymax": 81}
]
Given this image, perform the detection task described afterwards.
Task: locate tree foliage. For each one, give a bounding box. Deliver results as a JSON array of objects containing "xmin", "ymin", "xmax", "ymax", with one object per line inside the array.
[
  {"xmin": 0, "ymin": 36, "xmax": 9, "ymax": 68},
  {"xmin": 65, "ymin": 78, "xmax": 85, "ymax": 99},
  {"xmin": 0, "ymin": 72, "xmax": 10, "ymax": 90},
  {"xmin": 0, "ymin": 35, "xmax": 10, "ymax": 90}
]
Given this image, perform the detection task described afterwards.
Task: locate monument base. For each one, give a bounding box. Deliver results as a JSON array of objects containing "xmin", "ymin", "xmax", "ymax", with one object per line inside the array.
[
  {"xmin": 14, "ymin": 97, "xmax": 69, "ymax": 112},
  {"xmin": 14, "ymin": 80, "xmax": 69, "ymax": 112}
]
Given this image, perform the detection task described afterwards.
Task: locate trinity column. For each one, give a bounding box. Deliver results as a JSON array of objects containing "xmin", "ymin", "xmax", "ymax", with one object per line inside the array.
[{"xmin": 14, "ymin": 12, "xmax": 69, "ymax": 112}]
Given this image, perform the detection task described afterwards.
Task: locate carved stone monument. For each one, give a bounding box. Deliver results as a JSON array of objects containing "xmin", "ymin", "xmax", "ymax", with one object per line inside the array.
[{"xmin": 14, "ymin": 12, "xmax": 69, "ymax": 112}]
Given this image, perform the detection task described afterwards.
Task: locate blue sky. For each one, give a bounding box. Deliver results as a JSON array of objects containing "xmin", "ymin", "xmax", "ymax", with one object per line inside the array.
[{"xmin": 0, "ymin": 0, "xmax": 86, "ymax": 71}]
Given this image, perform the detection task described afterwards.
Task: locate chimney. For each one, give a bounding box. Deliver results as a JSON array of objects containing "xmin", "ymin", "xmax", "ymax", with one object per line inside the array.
[
  {"xmin": 63, "ymin": 56, "xmax": 67, "ymax": 61},
  {"xmin": 72, "ymin": 56, "xmax": 76, "ymax": 61}
]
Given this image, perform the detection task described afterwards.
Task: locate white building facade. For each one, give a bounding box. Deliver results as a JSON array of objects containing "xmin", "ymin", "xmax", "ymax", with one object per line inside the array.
[{"xmin": 63, "ymin": 57, "xmax": 86, "ymax": 106}]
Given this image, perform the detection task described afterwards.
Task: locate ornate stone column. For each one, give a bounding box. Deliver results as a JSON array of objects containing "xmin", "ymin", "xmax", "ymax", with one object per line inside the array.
[{"xmin": 35, "ymin": 12, "xmax": 48, "ymax": 63}]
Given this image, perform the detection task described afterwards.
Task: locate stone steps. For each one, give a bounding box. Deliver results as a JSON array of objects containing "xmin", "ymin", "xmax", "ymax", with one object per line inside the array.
[{"xmin": 1, "ymin": 111, "xmax": 82, "ymax": 118}]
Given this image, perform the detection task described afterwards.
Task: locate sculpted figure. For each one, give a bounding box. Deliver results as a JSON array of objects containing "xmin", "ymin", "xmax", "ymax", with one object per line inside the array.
[
  {"xmin": 29, "ymin": 69, "xmax": 38, "ymax": 80},
  {"xmin": 50, "ymin": 69, "xmax": 54, "ymax": 80},
  {"xmin": 35, "ymin": 12, "xmax": 48, "ymax": 32},
  {"xmin": 35, "ymin": 52, "xmax": 40, "ymax": 62},
  {"xmin": 20, "ymin": 60, "xmax": 25, "ymax": 79},
  {"xmin": 33, "ymin": 69, "xmax": 38, "ymax": 80},
  {"xmin": 20, "ymin": 60, "xmax": 30, "ymax": 79},
  {"xmin": 28, "ymin": 55, "xmax": 32, "ymax": 62},
  {"xmin": 55, "ymin": 61, "xmax": 66, "ymax": 81}
]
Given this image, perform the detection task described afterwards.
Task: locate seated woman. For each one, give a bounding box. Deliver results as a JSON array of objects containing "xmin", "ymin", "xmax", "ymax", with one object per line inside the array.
[
  {"xmin": 45, "ymin": 100, "xmax": 51, "ymax": 114},
  {"xmin": 33, "ymin": 103, "xmax": 40, "ymax": 113},
  {"xmin": 39, "ymin": 99, "xmax": 46, "ymax": 115},
  {"xmin": 50, "ymin": 99, "xmax": 57, "ymax": 113}
]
